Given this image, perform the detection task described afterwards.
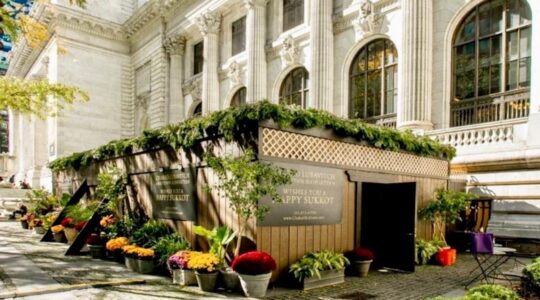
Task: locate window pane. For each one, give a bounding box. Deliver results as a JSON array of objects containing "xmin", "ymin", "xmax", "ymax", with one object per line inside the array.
[
  {"xmin": 479, "ymin": 38, "xmax": 490, "ymax": 66},
  {"xmin": 384, "ymin": 41, "xmax": 397, "ymax": 65},
  {"xmin": 367, "ymin": 41, "xmax": 383, "ymax": 70},
  {"xmin": 478, "ymin": 3, "xmax": 490, "ymax": 37},
  {"xmin": 283, "ymin": 0, "xmax": 304, "ymax": 31},
  {"xmin": 351, "ymin": 49, "xmax": 366, "ymax": 75},
  {"xmin": 520, "ymin": 0, "xmax": 531, "ymax": 25},
  {"xmin": 507, "ymin": 0, "xmax": 520, "ymax": 28},
  {"xmin": 279, "ymin": 67, "xmax": 308, "ymax": 108},
  {"xmin": 384, "ymin": 66, "xmax": 397, "ymax": 114},
  {"xmin": 490, "ymin": 63, "xmax": 501, "ymax": 94},
  {"xmin": 520, "ymin": 27, "xmax": 531, "ymax": 58},
  {"xmin": 490, "ymin": 0, "xmax": 503, "ymax": 33},
  {"xmin": 456, "ymin": 12, "xmax": 475, "ymax": 43},
  {"xmin": 507, "ymin": 31, "xmax": 519, "ymax": 61},
  {"xmin": 231, "ymin": 16, "xmax": 246, "ymax": 55},
  {"xmin": 350, "ymin": 75, "xmax": 365, "ymax": 118},
  {"xmin": 366, "ymin": 70, "xmax": 381, "ymax": 117},
  {"xmin": 518, "ymin": 57, "xmax": 530, "ymax": 87},
  {"xmin": 506, "ymin": 60, "xmax": 517, "ymax": 90},
  {"xmin": 231, "ymin": 87, "xmax": 246, "ymax": 107},
  {"xmin": 193, "ymin": 42, "xmax": 204, "ymax": 75}
]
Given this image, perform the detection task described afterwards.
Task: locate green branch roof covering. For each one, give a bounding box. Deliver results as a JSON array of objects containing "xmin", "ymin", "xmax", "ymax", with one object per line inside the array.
[{"xmin": 48, "ymin": 101, "xmax": 455, "ymax": 172}]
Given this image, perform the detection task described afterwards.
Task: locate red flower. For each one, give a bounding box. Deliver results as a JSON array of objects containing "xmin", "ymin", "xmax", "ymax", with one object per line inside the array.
[
  {"xmin": 231, "ymin": 251, "xmax": 276, "ymax": 275},
  {"xmin": 60, "ymin": 217, "xmax": 73, "ymax": 227},
  {"xmin": 345, "ymin": 247, "xmax": 374, "ymax": 261},
  {"xmin": 74, "ymin": 221, "xmax": 87, "ymax": 231},
  {"xmin": 85, "ymin": 233, "xmax": 101, "ymax": 245}
]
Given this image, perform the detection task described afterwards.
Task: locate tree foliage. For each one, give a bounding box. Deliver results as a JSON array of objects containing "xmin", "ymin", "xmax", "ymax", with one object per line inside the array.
[
  {"xmin": 0, "ymin": 76, "xmax": 89, "ymax": 118},
  {"xmin": 205, "ymin": 149, "xmax": 296, "ymax": 256}
]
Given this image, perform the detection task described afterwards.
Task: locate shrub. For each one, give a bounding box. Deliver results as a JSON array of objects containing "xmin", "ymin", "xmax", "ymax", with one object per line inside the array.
[
  {"xmin": 289, "ymin": 250, "xmax": 350, "ymax": 282},
  {"xmin": 463, "ymin": 284, "xmax": 521, "ymax": 300},
  {"xmin": 231, "ymin": 251, "xmax": 277, "ymax": 275},
  {"xmin": 523, "ymin": 258, "xmax": 540, "ymax": 287},
  {"xmin": 131, "ymin": 220, "xmax": 171, "ymax": 248},
  {"xmin": 152, "ymin": 233, "xmax": 190, "ymax": 266},
  {"xmin": 415, "ymin": 239, "xmax": 444, "ymax": 265},
  {"xmin": 345, "ymin": 247, "xmax": 374, "ymax": 261}
]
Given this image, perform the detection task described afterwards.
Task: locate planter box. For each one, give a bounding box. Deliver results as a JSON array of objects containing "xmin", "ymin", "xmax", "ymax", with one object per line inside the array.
[{"xmin": 301, "ymin": 269, "xmax": 345, "ymax": 290}]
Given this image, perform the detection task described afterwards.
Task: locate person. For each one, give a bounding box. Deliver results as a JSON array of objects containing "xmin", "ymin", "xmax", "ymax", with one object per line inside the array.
[{"xmin": 9, "ymin": 204, "xmax": 28, "ymax": 220}]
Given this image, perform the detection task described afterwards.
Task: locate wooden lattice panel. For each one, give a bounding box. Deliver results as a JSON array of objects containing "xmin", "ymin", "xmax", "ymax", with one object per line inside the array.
[{"xmin": 261, "ymin": 128, "xmax": 449, "ymax": 178}]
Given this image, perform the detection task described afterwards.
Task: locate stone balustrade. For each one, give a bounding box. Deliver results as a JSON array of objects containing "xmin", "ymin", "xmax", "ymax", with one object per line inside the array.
[{"xmin": 427, "ymin": 119, "xmax": 527, "ymax": 148}]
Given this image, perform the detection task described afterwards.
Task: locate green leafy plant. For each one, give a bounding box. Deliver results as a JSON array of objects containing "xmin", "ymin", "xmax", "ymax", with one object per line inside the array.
[
  {"xmin": 205, "ymin": 149, "xmax": 295, "ymax": 256},
  {"xmin": 26, "ymin": 189, "xmax": 60, "ymax": 215},
  {"xmin": 418, "ymin": 189, "xmax": 478, "ymax": 244},
  {"xmin": 65, "ymin": 201, "xmax": 99, "ymax": 223},
  {"xmin": 289, "ymin": 251, "xmax": 350, "ymax": 282},
  {"xmin": 415, "ymin": 239, "xmax": 445, "ymax": 265},
  {"xmin": 48, "ymin": 101, "xmax": 456, "ymax": 172},
  {"xmin": 104, "ymin": 215, "xmax": 141, "ymax": 239},
  {"xmin": 95, "ymin": 167, "xmax": 127, "ymax": 217},
  {"xmin": 152, "ymin": 233, "xmax": 190, "ymax": 266},
  {"xmin": 131, "ymin": 220, "xmax": 171, "ymax": 248},
  {"xmin": 463, "ymin": 284, "xmax": 521, "ymax": 300},
  {"xmin": 522, "ymin": 257, "xmax": 540, "ymax": 287},
  {"xmin": 193, "ymin": 225, "xmax": 237, "ymax": 266}
]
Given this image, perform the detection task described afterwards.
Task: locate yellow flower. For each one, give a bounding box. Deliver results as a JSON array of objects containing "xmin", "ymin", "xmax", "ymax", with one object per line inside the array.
[
  {"xmin": 187, "ymin": 253, "xmax": 219, "ymax": 272},
  {"xmin": 122, "ymin": 245, "xmax": 154, "ymax": 259},
  {"xmin": 106, "ymin": 237, "xmax": 129, "ymax": 252},
  {"xmin": 51, "ymin": 225, "xmax": 64, "ymax": 234},
  {"xmin": 99, "ymin": 215, "xmax": 115, "ymax": 227}
]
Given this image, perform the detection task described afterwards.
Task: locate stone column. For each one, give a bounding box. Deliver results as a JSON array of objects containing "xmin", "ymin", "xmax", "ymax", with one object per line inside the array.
[
  {"xmin": 397, "ymin": 0, "xmax": 433, "ymax": 131},
  {"xmin": 309, "ymin": 0, "xmax": 334, "ymax": 111},
  {"xmin": 197, "ymin": 11, "xmax": 221, "ymax": 114},
  {"xmin": 164, "ymin": 35, "xmax": 186, "ymax": 123},
  {"xmin": 245, "ymin": 0, "xmax": 268, "ymax": 103}
]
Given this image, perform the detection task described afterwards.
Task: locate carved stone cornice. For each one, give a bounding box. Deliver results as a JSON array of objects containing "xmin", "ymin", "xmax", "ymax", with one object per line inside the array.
[
  {"xmin": 197, "ymin": 11, "xmax": 221, "ymax": 36},
  {"xmin": 124, "ymin": 0, "xmax": 180, "ymax": 39},
  {"xmin": 332, "ymin": 0, "xmax": 399, "ymax": 35},
  {"xmin": 164, "ymin": 34, "xmax": 186, "ymax": 56},
  {"xmin": 54, "ymin": 7, "xmax": 125, "ymax": 41}
]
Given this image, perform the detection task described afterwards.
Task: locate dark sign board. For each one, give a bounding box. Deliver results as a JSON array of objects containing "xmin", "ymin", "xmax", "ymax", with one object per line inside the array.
[
  {"xmin": 150, "ymin": 168, "xmax": 196, "ymax": 220},
  {"xmin": 259, "ymin": 162, "xmax": 343, "ymax": 226}
]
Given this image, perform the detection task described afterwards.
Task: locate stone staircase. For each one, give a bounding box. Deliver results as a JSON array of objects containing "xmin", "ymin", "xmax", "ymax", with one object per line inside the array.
[{"xmin": 0, "ymin": 188, "xmax": 31, "ymax": 218}]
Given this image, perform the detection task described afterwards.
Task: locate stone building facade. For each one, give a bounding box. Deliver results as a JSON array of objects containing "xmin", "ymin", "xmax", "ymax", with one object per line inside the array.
[{"xmin": 5, "ymin": 0, "xmax": 540, "ymax": 238}]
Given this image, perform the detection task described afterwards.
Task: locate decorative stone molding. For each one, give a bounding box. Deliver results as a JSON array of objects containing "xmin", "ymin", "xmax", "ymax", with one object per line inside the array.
[
  {"xmin": 124, "ymin": 0, "xmax": 180, "ymax": 38},
  {"xmin": 164, "ymin": 34, "xmax": 186, "ymax": 56},
  {"xmin": 333, "ymin": 0, "xmax": 398, "ymax": 36},
  {"xmin": 183, "ymin": 76, "xmax": 202, "ymax": 101},
  {"xmin": 353, "ymin": 0, "xmax": 383, "ymax": 40},
  {"xmin": 245, "ymin": 0, "xmax": 268, "ymax": 9},
  {"xmin": 197, "ymin": 11, "xmax": 221, "ymax": 36},
  {"xmin": 227, "ymin": 61, "xmax": 242, "ymax": 86},
  {"xmin": 279, "ymin": 35, "xmax": 300, "ymax": 67}
]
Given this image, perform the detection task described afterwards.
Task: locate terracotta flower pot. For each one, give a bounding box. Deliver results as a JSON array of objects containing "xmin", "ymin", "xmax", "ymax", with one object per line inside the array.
[
  {"xmin": 195, "ymin": 271, "xmax": 218, "ymax": 292},
  {"xmin": 172, "ymin": 269, "xmax": 197, "ymax": 286},
  {"xmin": 354, "ymin": 260, "xmax": 372, "ymax": 277},
  {"xmin": 63, "ymin": 227, "xmax": 78, "ymax": 245},
  {"xmin": 238, "ymin": 272, "xmax": 272, "ymax": 298}
]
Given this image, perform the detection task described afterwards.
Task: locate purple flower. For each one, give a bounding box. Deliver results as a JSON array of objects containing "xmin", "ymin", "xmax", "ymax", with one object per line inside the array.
[{"xmin": 167, "ymin": 251, "xmax": 190, "ymax": 271}]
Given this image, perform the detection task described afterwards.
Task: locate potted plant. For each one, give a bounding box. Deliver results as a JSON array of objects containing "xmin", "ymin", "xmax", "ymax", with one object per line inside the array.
[
  {"xmin": 193, "ymin": 225, "xmax": 238, "ymax": 291},
  {"xmin": 289, "ymin": 250, "xmax": 350, "ymax": 290},
  {"xmin": 122, "ymin": 245, "xmax": 139, "ymax": 272},
  {"xmin": 106, "ymin": 236, "xmax": 129, "ymax": 262},
  {"xmin": 231, "ymin": 251, "xmax": 276, "ymax": 298},
  {"xmin": 134, "ymin": 246, "xmax": 155, "ymax": 274},
  {"xmin": 188, "ymin": 252, "xmax": 220, "ymax": 292},
  {"xmin": 345, "ymin": 247, "xmax": 374, "ymax": 277},
  {"xmin": 418, "ymin": 189, "xmax": 477, "ymax": 266},
  {"xmin": 51, "ymin": 225, "xmax": 65, "ymax": 242},
  {"xmin": 61, "ymin": 217, "xmax": 78, "ymax": 244},
  {"xmin": 32, "ymin": 218, "xmax": 46, "ymax": 235},
  {"xmin": 415, "ymin": 239, "xmax": 444, "ymax": 265},
  {"xmin": 153, "ymin": 233, "xmax": 190, "ymax": 272},
  {"xmin": 522, "ymin": 257, "xmax": 540, "ymax": 298},
  {"xmin": 86, "ymin": 233, "xmax": 104, "ymax": 259},
  {"xmin": 168, "ymin": 251, "xmax": 198, "ymax": 286}
]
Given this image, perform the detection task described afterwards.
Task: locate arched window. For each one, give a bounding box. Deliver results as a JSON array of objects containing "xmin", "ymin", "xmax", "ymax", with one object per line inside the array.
[
  {"xmin": 349, "ymin": 39, "xmax": 398, "ymax": 124},
  {"xmin": 279, "ymin": 67, "xmax": 309, "ymax": 108},
  {"xmin": 451, "ymin": 0, "xmax": 531, "ymax": 127},
  {"xmin": 231, "ymin": 87, "xmax": 247, "ymax": 107},
  {"xmin": 192, "ymin": 102, "xmax": 202, "ymax": 117}
]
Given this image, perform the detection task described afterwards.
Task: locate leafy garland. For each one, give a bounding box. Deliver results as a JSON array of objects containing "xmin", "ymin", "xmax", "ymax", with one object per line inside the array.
[{"xmin": 48, "ymin": 101, "xmax": 455, "ymax": 172}]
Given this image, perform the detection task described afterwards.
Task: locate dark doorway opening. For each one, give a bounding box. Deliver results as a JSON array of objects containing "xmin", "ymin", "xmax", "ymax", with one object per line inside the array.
[{"xmin": 359, "ymin": 182, "xmax": 416, "ymax": 272}]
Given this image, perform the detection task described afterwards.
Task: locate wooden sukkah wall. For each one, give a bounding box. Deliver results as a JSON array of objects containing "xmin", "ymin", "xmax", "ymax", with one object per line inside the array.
[{"xmin": 54, "ymin": 123, "xmax": 450, "ymax": 278}]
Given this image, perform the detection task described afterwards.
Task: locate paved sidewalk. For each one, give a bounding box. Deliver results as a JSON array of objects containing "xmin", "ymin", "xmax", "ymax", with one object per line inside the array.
[{"xmin": 0, "ymin": 220, "xmax": 529, "ymax": 299}]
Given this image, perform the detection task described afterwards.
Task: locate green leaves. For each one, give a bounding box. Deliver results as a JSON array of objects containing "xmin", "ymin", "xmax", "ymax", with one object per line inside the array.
[
  {"xmin": 289, "ymin": 251, "xmax": 350, "ymax": 282},
  {"xmin": 0, "ymin": 77, "xmax": 89, "ymax": 119},
  {"xmin": 49, "ymin": 101, "xmax": 456, "ymax": 172},
  {"xmin": 193, "ymin": 225, "xmax": 237, "ymax": 265}
]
